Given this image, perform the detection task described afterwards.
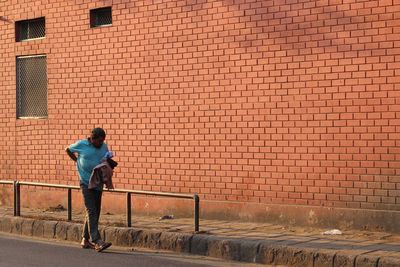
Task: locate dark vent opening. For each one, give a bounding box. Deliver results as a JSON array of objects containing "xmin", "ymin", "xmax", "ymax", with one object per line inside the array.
[
  {"xmin": 16, "ymin": 17, "xmax": 45, "ymax": 42},
  {"xmin": 90, "ymin": 7, "xmax": 112, "ymax": 28}
]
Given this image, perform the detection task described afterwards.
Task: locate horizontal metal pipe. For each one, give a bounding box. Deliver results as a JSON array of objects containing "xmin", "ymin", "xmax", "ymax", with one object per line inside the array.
[
  {"xmin": 17, "ymin": 182, "xmax": 194, "ymax": 199},
  {"xmin": 108, "ymin": 189, "xmax": 194, "ymax": 199},
  {"xmin": 0, "ymin": 180, "xmax": 14, "ymax": 185},
  {"xmin": 18, "ymin": 182, "xmax": 80, "ymax": 190},
  {"xmin": 16, "ymin": 182, "xmax": 195, "ymax": 201}
]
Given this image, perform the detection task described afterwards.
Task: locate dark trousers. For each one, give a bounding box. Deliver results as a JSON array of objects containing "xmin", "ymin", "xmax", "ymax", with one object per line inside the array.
[{"xmin": 81, "ymin": 184, "xmax": 102, "ymax": 243}]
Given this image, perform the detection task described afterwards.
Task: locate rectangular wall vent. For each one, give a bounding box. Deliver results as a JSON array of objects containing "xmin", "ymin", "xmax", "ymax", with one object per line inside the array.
[
  {"xmin": 16, "ymin": 17, "xmax": 45, "ymax": 42},
  {"xmin": 90, "ymin": 7, "xmax": 112, "ymax": 28},
  {"xmin": 16, "ymin": 55, "xmax": 48, "ymax": 118}
]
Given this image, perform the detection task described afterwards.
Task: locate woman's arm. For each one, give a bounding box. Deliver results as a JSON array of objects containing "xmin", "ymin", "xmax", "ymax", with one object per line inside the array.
[{"xmin": 65, "ymin": 147, "xmax": 78, "ymax": 162}]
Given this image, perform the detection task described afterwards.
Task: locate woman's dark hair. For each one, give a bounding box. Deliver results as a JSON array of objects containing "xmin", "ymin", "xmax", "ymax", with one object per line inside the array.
[{"xmin": 91, "ymin": 127, "xmax": 106, "ymax": 139}]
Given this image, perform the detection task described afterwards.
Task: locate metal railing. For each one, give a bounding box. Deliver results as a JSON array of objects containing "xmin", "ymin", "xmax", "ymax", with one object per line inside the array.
[
  {"xmin": 1, "ymin": 180, "xmax": 200, "ymax": 232},
  {"xmin": 15, "ymin": 182, "xmax": 80, "ymax": 223}
]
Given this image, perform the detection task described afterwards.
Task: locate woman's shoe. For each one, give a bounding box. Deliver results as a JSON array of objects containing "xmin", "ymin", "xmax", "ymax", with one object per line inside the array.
[{"xmin": 95, "ymin": 240, "xmax": 112, "ymax": 252}]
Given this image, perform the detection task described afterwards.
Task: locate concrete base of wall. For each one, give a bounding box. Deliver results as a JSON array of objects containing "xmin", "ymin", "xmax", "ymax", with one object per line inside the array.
[
  {"xmin": 2, "ymin": 187, "xmax": 400, "ymax": 233},
  {"xmin": 201, "ymin": 200, "xmax": 400, "ymax": 233}
]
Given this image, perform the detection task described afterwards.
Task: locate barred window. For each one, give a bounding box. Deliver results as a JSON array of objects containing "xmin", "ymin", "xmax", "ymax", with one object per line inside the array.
[
  {"xmin": 15, "ymin": 17, "xmax": 45, "ymax": 42},
  {"xmin": 16, "ymin": 55, "xmax": 48, "ymax": 118},
  {"xmin": 90, "ymin": 7, "xmax": 112, "ymax": 28}
]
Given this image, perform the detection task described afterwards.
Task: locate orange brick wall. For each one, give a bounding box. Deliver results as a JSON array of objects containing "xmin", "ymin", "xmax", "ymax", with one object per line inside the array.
[{"xmin": 1, "ymin": 0, "xmax": 400, "ymax": 213}]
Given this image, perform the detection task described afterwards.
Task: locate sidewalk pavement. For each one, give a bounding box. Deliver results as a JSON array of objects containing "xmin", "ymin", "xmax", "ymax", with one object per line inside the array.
[{"xmin": 1, "ymin": 206, "xmax": 400, "ymax": 266}]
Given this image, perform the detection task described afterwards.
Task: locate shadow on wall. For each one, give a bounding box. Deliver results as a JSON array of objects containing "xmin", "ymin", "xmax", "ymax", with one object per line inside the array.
[{"xmin": 180, "ymin": 0, "xmax": 366, "ymax": 54}]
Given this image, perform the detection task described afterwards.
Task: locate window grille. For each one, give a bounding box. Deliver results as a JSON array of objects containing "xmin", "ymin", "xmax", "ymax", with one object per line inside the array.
[
  {"xmin": 90, "ymin": 7, "xmax": 112, "ymax": 28},
  {"xmin": 15, "ymin": 17, "xmax": 45, "ymax": 41},
  {"xmin": 16, "ymin": 55, "xmax": 48, "ymax": 118}
]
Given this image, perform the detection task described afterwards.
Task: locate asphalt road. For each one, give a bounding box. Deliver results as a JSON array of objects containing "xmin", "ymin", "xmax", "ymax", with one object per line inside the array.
[{"xmin": 0, "ymin": 234, "xmax": 265, "ymax": 267}]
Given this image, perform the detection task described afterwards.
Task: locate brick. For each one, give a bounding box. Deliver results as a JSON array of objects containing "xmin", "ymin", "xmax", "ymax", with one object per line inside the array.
[{"xmin": 0, "ymin": 0, "xmax": 399, "ymax": 218}]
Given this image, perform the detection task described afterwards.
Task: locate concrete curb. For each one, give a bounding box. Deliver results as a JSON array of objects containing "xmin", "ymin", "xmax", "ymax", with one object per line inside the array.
[{"xmin": 1, "ymin": 216, "xmax": 399, "ymax": 267}]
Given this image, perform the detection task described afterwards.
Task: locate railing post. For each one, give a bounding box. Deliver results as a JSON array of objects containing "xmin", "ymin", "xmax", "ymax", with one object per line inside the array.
[
  {"xmin": 67, "ymin": 188, "xmax": 72, "ymax": 221},
  {"xmin": 127, "ymin": 192, "xmax": 131, "ymax": 227},
  {"xmin": 194, "ymin": 194, "xmax": 199, "ymax": 232},
  {"xmin": 13, "ymin": 181, "xmax": 17, "ymax": 216},
  {"xmin": 16, "ymin": 182, "xmax": 20, "ymax": 216}
]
